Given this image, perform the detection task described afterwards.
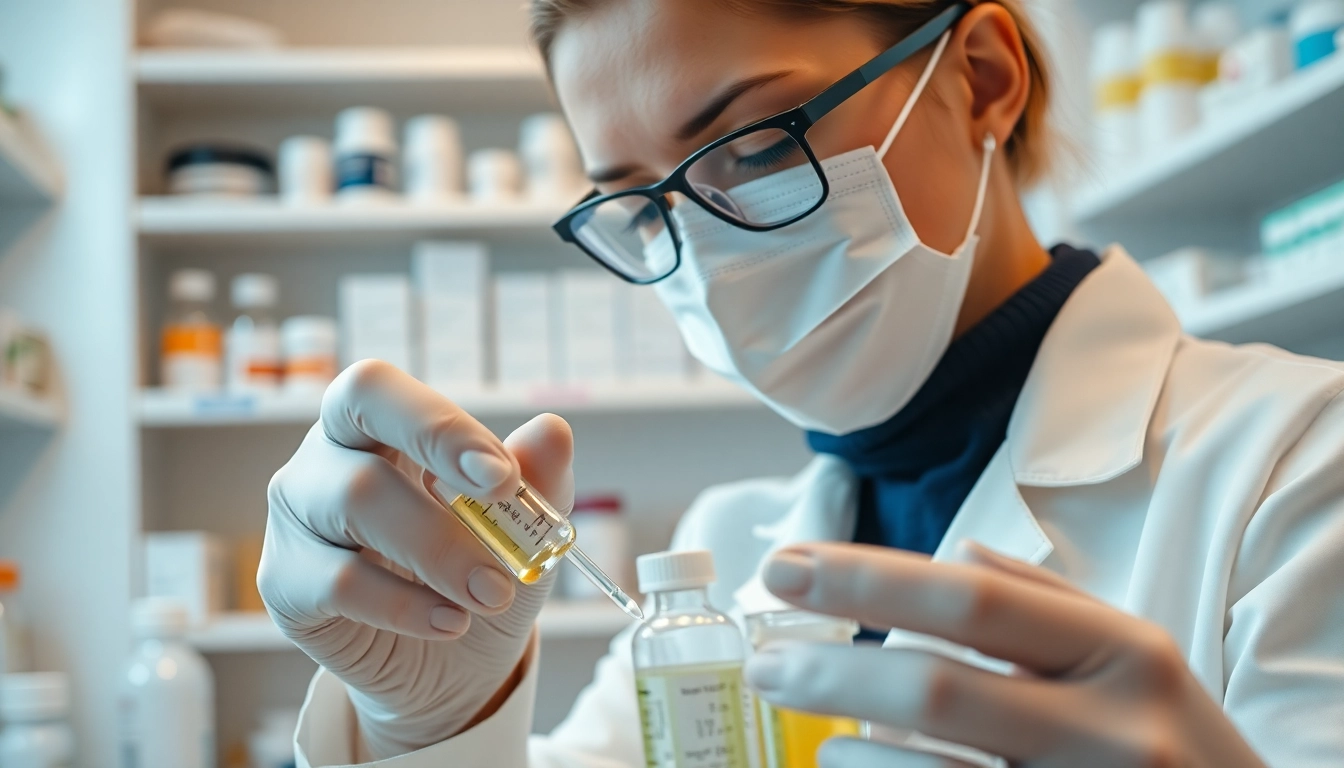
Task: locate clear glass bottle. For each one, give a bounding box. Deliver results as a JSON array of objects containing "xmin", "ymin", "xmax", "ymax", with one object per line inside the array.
[
  {"xmin": 121, "ymin": 598, "xmax": 215, "ymax": 768},
  {"xmin": 160, "ymin": 269, "xmax": 221, "ymax": 392},
  {"xmin": 226, "ymin": 273, "xmax": 282, "ymax": 393},
  {"xmin": 633, "ymin": 550, "xmax": 757, "ymax": 768},
  {"xmin": 745, "ymin": 611, "xmax": 862, "ymax": 768}
]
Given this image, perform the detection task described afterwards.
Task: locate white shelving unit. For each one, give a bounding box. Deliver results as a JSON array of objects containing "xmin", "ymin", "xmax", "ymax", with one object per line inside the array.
[
  {"xmin": 139, "ymin": 382, "xmax": 759, "ymax": 427},
  {"xmin": 0, "ymin": 388, "xmax": 62, "ymax": 430},
  {"xmin": 1181, "ymin": 260, "xmax": 1344, "ymax": 344},
  {"xmin": 0, "ymin": 110, "xmax": 62, "ymax": 204},
  {"xmin": 137, "ymin": 197, "xmax": 567, "ymax": 246},
  {"xmin": 1073, "ymin": 55, "xmax": 1344, "ymax": 256},
  {"xmin": 188, "ymin": 602, "xmax": 632, "ymax": 653}
]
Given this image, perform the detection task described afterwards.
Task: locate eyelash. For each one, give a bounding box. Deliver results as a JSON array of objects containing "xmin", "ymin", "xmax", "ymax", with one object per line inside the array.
[
  {"xmin": 735, "ymin": 137, "xmax": 800, "ymax": 170},
  {"xmin": 623, "ymin": 201, "xmax": 661, "ymax": 233}
]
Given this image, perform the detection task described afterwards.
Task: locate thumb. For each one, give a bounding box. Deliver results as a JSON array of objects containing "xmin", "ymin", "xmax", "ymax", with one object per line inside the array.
[{"xmin": 504, "ymin": 413, "xmax": 576, "ymax": 514}]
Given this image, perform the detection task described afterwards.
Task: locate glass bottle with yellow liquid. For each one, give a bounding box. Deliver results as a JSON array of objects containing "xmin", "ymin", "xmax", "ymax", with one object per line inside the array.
[{"xmin": 745, "ymin": 610, "xmax": 863, "ymax": 768}]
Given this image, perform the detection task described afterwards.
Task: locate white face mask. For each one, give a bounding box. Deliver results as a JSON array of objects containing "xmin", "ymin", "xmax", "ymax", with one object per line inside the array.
[{"xmin": 652, "ymin": 31, "xmax": 996, "ymax": 435}]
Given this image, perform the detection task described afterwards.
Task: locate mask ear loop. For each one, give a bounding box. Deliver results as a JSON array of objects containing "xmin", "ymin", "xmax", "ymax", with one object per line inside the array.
[{"xmin": 877, "ymin": 30, "xmax": 953, "ymax": 160}]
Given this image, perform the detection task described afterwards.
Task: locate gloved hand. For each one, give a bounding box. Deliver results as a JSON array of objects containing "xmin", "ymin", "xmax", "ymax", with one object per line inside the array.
[
  {"xmin": 744, "ymin": 541, "xmax": 1269, "ymax": 768},
  {"xmin": 259, "ymin": 360, "xmax": 574, "ymax": 760}
]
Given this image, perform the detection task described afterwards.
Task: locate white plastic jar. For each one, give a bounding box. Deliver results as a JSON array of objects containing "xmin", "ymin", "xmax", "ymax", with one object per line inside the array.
[
  {"xmin": 121, "ymin": 598, "xmax": 215, "ymax": 768},
  {"xmin": 282, "ymin": 316, "xmax": 339, "ymax": 394},
  {"xmin": 334, "ymin": 107, "xmax": 398, "ymax": 203},
  {"xmin": 0, "ymin": 672, "xmax": 75, "ymax": 768}
]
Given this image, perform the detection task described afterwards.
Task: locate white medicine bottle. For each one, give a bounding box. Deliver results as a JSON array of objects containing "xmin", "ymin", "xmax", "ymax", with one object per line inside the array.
[
  {"xmin": 633, "ymin": 550, "xmax": 757, "ymax": 768},
  {"xmin": 226, "ymin": 273, "xmax": 282, "ymax": 393},
  {"xmin": 121, "ymin": 598, "xmax": 215, "ymax": 768},
  {"xmin": 161, "ymin": 269, "xmax": 222, "ymax": 392}
]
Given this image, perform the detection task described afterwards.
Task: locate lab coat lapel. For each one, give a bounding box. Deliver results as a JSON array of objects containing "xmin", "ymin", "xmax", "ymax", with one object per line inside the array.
[{"xmin": 932, "ymin": 443, "xmax": 1052, "ymax": 565}]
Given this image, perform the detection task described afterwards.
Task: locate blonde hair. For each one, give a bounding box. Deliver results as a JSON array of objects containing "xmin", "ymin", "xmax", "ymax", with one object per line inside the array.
[{"xmin": 529, "ymin": 0, "xmax": 1054, "ymax": 186}]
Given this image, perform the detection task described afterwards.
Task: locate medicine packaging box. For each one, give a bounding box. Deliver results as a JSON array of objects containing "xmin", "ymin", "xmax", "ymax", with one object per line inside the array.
[
  {"xmin": 1260, "ymin": 178, "xmax": 1344, "ymax": 279},
  {"xmin": 143, "ymin": 531, "xmax": 228, "ymax": 627},
  {"xmin": 555, "ymin": 270, "xmax": 619, "ymax": 384},
  {"xmin": 618, "ymin": 284, "xmax": 688, "ymax": 382},
  {"xmin": 494, "ymin": 272, "xmax": 554, "ymax": 386},
  {"xmin": 414, "ymin": 241, "xmax": 488, "ymax": 392},
  {"xmin": 339, "ymin": 274, "xmax": 414, "ymax": 372}
]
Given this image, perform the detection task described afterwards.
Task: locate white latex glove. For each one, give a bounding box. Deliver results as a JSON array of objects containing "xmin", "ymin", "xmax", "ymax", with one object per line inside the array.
[
  {"xmin": 260, "ymin": 361, "xmax": 574, "ymax": 759},
  {"xmin": 744, "ymin": 541, "xmax": 1269, "ymax": 768}
]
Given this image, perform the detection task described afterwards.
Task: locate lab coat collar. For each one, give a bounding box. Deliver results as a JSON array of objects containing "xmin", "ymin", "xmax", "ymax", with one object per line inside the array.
[{"xmin": 1006, "ymin": 246, "xmax": 1181, "ymax": 487}]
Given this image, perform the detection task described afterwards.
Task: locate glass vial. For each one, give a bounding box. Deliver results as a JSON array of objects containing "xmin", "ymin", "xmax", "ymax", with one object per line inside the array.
[
  {"xmin": 161, "ymin": 269, "xmax": 222, "ymax": 393},
  {"xmin": 745, "ymin": 611, "xmax": 862, "ymax": 768},
  {"xmin": 226, "ymin": 273, "xmax": 281, "ymax": 393},
  {"xmin": 633, "ymin": 550, "xmax": 757, "ymax": 768}
]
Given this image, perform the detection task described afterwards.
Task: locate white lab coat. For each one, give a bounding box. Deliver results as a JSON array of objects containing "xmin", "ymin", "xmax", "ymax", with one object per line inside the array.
[{"xmin": 295, "ymin": 248, "xmax": 1344, "ymax": 767}]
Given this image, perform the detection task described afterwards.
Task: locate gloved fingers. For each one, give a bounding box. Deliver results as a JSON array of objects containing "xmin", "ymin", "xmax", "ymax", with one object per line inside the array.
[
  {"xmin": 949, "ymin": 540, "xmax": 1086, "ymax": 596},
  {"xmin": 503, "ymin": 413, "xmax": 576, "ymax": 514},
  {"xmin": 276, "ymin": 431, "xmax": 518, "ymax": 615},
  {"xmin": 319, "ymin": 360, "xmax": 521, "ymax": 500},
  {"xmin": 317, "ymin": 548, "xmax": 473, "ymax": 641},
  {"xmin": 746, "ymin": 643, "xmax": 1061, "ymax": 762},
  {"xmin": 818, "ymin": 738, "xmax": 983, "ymax": 768},
  {"xmin": 761, "ymin": 543, "xmax": 1117, "ymax": 676}
]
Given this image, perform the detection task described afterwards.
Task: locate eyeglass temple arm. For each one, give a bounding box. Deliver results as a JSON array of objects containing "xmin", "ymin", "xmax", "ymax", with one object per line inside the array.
[{"xmin": 800, "ymin": 1, "xmax": 971, "ymax": 125}]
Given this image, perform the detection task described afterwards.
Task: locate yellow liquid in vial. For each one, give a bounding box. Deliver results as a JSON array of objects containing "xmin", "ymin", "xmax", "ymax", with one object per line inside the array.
[
  {"xmin": 758, "ymin": 700, "xmax": 861, "ymax": 768},
  {"xmin": 445, "ymin": 491, "xmax": 576, "ymax": 584}
]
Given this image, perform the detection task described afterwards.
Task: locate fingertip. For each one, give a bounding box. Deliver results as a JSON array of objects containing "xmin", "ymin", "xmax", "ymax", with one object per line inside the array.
[{"xmin": 429, "ymin": 605, "xmax": 471, "ymax": 636}]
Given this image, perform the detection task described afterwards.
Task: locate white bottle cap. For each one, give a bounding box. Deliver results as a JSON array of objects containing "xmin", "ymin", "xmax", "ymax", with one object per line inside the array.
[
  {"xmin": 1291, "ymin": 0, "xmax": 1344, "ymax": 38},
  {"xmin": 132, "ymin": 596, "xmax": 190, "ymax": 638},
  {"xmin": 1192, "ymin": 2, "xmax": 1242, "ymax": 51},
  {"xmin": 169, "ymin": 269, "xmax": 216, "ymax": 302},
  {"xmin": 231, "ymin": 273, "xmax": 279, "ymax": 308},
  {"xmin": 334, "ymin": 106, "xmax": 397, "ymax": 156},
  {"xmin": 0, "ymin": 673, "xmax": 70, "ymax": 723},
  {"xmin": 1093, "ymin": 21, "xmax": 1138, "ymax": 80},
  {"xmin": 637, "ymin": 550, "xmax": 716, "ymax": 593},
  {"xmin": 1137, "ymin": 0, "xmax": 1192, "ymax": 57},
  {"xmin": 404, "ymin": 114, "xmax": 461, "ymax": 158}
]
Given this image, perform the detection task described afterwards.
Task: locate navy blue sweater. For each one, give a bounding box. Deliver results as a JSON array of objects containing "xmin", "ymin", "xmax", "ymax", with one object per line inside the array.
[{"xmin": 808, "ymin": 245, "xmax": 1100, "ymax": 563}]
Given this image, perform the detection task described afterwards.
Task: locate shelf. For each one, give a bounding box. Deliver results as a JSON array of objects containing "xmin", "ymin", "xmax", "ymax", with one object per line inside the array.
[
  {"xmin": 136, "ymin": 46, "xmax": 551, "ymax": 117},
  {"xmin": 0, "ymin": 388, "xmax": 62, "ymax": 431},
  {"xmin": 188, "ymin": 602, "xmax": 633, "ymax": 653},
  {"xmin": 1182, "ymin": 260, "xmax": 1344, "ymax": 344},
  {"xmin": 0, "ymin": 111, "xmax": 62, "ymax": 204},
  {"xmin": 139, "ymin": 381, "xmax": 760, "ymax": 427},
  {"xmin": 1073, "ymin": 55, "xmax": 1344, "ymax": 252},
  {"xmin": 136, "ymin": 197, "xmax": 568, "ymax": 247}
]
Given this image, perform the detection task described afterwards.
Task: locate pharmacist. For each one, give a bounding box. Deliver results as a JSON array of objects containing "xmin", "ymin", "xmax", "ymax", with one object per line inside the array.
[{"xmin": 259, "ymin": 1, "xmax": 1344, "ymax": 766}]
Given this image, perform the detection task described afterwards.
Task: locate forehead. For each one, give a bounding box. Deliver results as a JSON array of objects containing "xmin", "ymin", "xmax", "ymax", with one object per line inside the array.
[{"xmin": 549, "ymin": 0, "xmax": 809, "ymax": 170}]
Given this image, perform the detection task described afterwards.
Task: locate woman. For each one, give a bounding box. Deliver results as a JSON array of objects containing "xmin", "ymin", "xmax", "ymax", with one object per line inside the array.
[{"xmin": 262, "ymin": 1, "xmax": 1344, "ymax": 766}]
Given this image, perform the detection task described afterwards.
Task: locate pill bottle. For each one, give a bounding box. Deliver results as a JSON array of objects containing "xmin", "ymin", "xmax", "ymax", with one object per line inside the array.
[
  {"xmin": 226, "ymin": 273, "xmax": 282, "ymax": 393},
  {"xmin": 1192, "ymin": 2, "xmax": 1242, "ymax": 82},
  {"xmin": 1091, "ymin": 22, "xmax": 1142, "ymax": 173},
  {"xmin": 121, "ymin": 598, "xmax": 215, "ymax": 768},
  {"xmin": 1291, "ymin": 0, "xmax": 1344, "ymax": 69},
  {"xmin": 278, "ymin": 136, "xmax": 333, "ymax": 206},
  {"xmin": 1137, "ymin": 0, "xmax": 1203, "ymax": 154},
  {"xmin": 745, "ymin": 611, "xmax": 862, "ymax": 768},
  {"xmin": 561, "ymin": 495, "xmax": 631, "ymax": 602},
  {"xmin": 334, "ymin": 107, "xmax": 398, "ymax": 203},
  {"xmin": 0, "ymin": 562, "xmax": 28, "ymax": 675},
  {"xmin": 281, "ymin": 316, "xmax": 339, "ymax": 395},
  {"xmin": 161, "ymin": 269, "xmax": 222, "ymax": 393},
  {"xmin": 166, "ymin": 144, "xmax": 272, "ymax": 197},
  {"xmin": 518, "ymin": 113, "xmax": 585, "ymax": 203},
  {"xmin": 404, "ymin": 115, "xmax": 464, "ymax": 204},
  {"xmin": 0, "ymin": 672, "xmax": 75, "ymax": 768},
  {"xmin": 633, "ymin": 550, "xmax": 757, "ymax": 768},
  {"xmin": 467, "ymin": 148, "xmax": 524, "ymax": 203}
]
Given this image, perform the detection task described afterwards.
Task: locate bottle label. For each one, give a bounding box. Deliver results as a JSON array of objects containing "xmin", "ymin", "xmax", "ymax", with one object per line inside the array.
[
  {"xmin": 636, "ymin": 662, "xmax": 752, "ymax": 768},
  {"xmin": 336, "ymin": 153, "xmax": 395, "ymax": 191}
]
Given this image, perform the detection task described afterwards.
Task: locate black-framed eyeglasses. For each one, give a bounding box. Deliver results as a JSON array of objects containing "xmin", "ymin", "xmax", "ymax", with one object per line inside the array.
[{"xmin": 552, "ymin": 1, "xmax": 970, "ymax": 285}]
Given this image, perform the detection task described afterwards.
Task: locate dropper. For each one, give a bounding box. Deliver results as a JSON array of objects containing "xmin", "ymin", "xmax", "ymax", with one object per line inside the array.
[{"xmin": 566, "ymin": 546, "xmax": 645, "ymax": 621}]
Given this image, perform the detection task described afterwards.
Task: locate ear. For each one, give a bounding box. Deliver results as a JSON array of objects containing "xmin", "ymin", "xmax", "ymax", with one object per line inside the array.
[{"xmin": 951, "ymin": 3, "xmax": 1031, "ymax": 149}]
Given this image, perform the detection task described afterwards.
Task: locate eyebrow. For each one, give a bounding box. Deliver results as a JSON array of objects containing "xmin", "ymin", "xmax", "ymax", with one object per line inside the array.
[{"xmin": 585, "ymin": 70, "xmax": 794, "ymax": 185}]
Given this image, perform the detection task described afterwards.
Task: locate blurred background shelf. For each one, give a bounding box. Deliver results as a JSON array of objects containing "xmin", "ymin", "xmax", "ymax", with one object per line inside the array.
[
  {"xmin": 136, "ymin": 46, "xmax": 550, "ymax": 116},
  {"xmin": 188, "ymin": 602, "xmax": 633, "ymax": 653},
  {"xmin": 1182, "ymin": 261, "xmax": 1344, "ymax": 344},
  {"xmin": 1072, "ymin": 54, "xmax": 1344, "ymax": 257},
  {"xmin": 136, "ymin": 198, "xmax": 569, "ymax": 246},
  {"xmin": 0, "ymin": 110, "xmax": 62, "ymax": 204},
  {"xmin": 0, "ymin": 388, "xmax": 62, "ymax": 430},
  {"xmin": 138, "ymin": 382, "xmax": 760, "ymax": 427}
]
